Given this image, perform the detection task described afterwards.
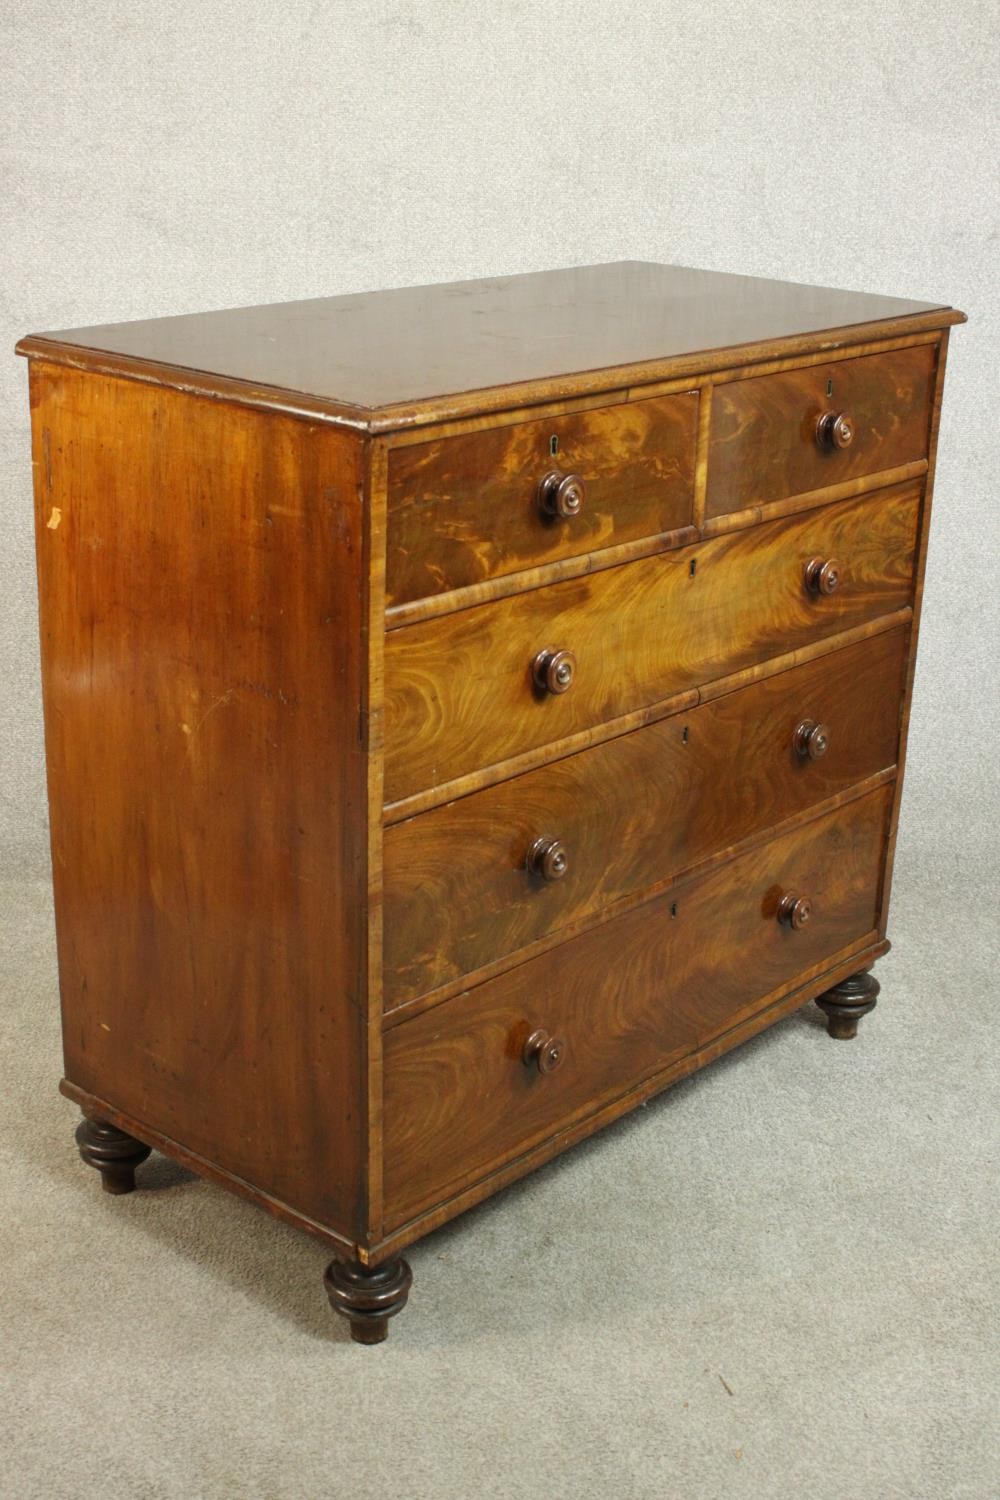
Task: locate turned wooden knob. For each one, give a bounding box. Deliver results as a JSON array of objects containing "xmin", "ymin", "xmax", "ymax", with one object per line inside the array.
[
  {"xmin": 777, "ymin": 892, "xmax": 813, "ymax": 930},
  {"xmin": 804, "ymin": 556, "xmax": 842, "ymax": 596},
  {"xmin": 816, "ymin": 410, "xmax": 855, "ymax": 451},
  {"xmin": 532, "ymin": 647, "xmax": 577, "ymax": 695},
  {"xmin": 523, "ymin": 1028, "xmax": 566, "ymax": 1074},
  {"xmin": 537, "ymin": 469, "xmax": 585, "ymax": 520},
  {"xmin": 793, "ymin": 719, "xmax": 830, "ymax": 760},
  {"xmin": 526, "ymin": 835, "xmax": 569, "ymax": 882}
]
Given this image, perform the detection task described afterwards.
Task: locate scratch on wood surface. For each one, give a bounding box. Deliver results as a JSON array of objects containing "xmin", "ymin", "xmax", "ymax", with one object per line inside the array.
[{"xmin": 185, "ymin": 689, "xmax": 237, "ymax": 740}]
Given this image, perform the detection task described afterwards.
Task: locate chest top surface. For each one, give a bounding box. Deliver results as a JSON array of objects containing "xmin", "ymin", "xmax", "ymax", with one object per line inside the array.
[{"xmin": 17, "ymin": 261, "xmax": 962, "ymax": 430}]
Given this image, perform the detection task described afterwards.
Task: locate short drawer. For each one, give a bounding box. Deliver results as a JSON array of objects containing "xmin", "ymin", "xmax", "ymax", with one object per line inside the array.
[
  {"xmin": 383, "ymin": 484, "xmax": 920, "ymax": 804},
  {"xmin": 383, "ymin": 627, "xmax": 907, "ymax": 1009},
  {"xmin": 706, "ymin": 342, "xmax": 935, "ymax": 518},
  {"xmin": 385, "ymin": 393, "xmax": 698, "ymax": 607},
  {"xmin": 383, "ymin": 785, "xmax": 891, "ymax": 1229}
]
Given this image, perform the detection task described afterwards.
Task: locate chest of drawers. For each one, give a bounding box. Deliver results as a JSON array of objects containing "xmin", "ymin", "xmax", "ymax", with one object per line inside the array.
[{"xmin": 18, "ymin": 262, "xmax": 964, "ymax": 1343}]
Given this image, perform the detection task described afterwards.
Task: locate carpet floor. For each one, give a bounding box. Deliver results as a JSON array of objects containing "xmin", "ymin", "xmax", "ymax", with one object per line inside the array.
[{"xmin": 1, "ymin": 854, "xmax": 996, "ymax": 1500}]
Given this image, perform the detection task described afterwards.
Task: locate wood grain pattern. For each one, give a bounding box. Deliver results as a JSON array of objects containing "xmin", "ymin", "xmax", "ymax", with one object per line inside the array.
[
  {"xmin": 699, "ymin": 459, "xmax": 928, "ymax": 541},
  {"xmin": 385, "ymin": 392, "xmax": 697, "ymax": 604},
  {"xmin": 706, "ymin": 344, "xmax": 934, "ymax": 516},
  {"xmin": 384, "ymin": 772, "xmax": 896, "ymax": 1027},
  {"xmin": 385, "ymin": 609, "xmax": 913, "ymax": 823},
  {"xmin": 383, "ymin": 484, "xmax": 921, "ymax": 803},
  {"xmin": 383, "ymin": 786, "xmax": 892, "ymax": 1229},
  {"xmin": 692, "ymin": 379, "xmax": 713, "ymax": 528},
  {"xmin": 372, "ymin": 934, "xmax": 890, "ymax": 1259},
  {"xmin": 385, "ymin": 522, "xmax": 701, "ymax": 631},
  {"xmin": 29, "ymin": 362, "xmax": 370, "ymax": 1238},
  {"xmin": 385, "ymin": 458, "xmax": 927, "ymax": 635},
  {"xmin": 383, "ymin": 628, "xmax": 907, "ymax": 1008}
]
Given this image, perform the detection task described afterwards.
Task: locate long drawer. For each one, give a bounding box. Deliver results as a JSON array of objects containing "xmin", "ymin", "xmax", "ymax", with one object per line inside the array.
[
  {"xmin": 706, "ymin": 342, "xmax": 934, "ymax": 518},
  {"xmin": 383, "ymin": 484, "xmax": 920, "ymax": 804},
  {"xmin": 385, "ymin": 392, "xmax": 698, "ymax": 606},
  {"xmin": 383, "ymin": 627, "xmax": 907, "ymax": 1009},
  {"xmin": 383, "ymin": 785, "xmax": 891, "ymax": 1229}
]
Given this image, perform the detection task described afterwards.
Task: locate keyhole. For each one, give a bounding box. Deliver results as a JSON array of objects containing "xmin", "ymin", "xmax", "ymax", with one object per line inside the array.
[
  {"xmin": 682, "ymin": 725, "xmax": 689, "ymax": 744},
  {"xmin": 549, "ymin": 434, "xmax": 559, "ymax": 456},
  {"xmin": 826, "ymin": 377, "xmax": 834, "ymax": 398},
  {"xmin": 670, "ymin": 902, "xmax": 678, "ymax": 918}
]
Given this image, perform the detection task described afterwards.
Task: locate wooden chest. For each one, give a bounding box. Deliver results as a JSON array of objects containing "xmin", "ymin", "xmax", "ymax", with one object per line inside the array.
[{"xmin": 18, "ymin": 262, "xmax": 964, "ymax": 1342}]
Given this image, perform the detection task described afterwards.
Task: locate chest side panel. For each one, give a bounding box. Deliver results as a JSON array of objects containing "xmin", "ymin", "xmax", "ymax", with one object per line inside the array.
[{"xmin": 29, "ymin": 363, "xmax": 370, "ymax": 1237}]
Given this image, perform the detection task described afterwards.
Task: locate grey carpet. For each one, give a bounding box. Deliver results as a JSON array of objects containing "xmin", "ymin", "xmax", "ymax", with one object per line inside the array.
[{"xmin": 1, "ymin": 844, "xmax": 996, "ymax": 1500}]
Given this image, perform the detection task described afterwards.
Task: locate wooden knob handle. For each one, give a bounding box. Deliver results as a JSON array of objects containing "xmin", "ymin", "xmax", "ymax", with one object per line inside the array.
[
  {"xmin": 816, "ymin": 410, "xmax": 855, "ymax": 451},
  {"xmin": 793, "ymin": 719, "xmax": 830, "ymax": 760},
  {"xmin": 804, "ymin": 557, "xmax": 842, "ymax": 596},
  {"xmin": 532, "ymin": 647, "xmax": 577, "ymax": 695},
  {"xmin": 537, "ymin": 469, "xmax": 585, "ymax": 520},
  {"xmin": 777, "ymin": 892, "xmax": 813, "ymax": 930},
  {"xmin": 526, "ymin": 835, "xmax": 569, "ymax": 882},
  {"xmin": 523, "ymin": 1029, "xmax": 566, "ymax": 1075}
]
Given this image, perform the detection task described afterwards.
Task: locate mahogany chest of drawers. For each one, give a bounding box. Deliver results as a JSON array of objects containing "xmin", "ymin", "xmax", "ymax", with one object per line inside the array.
[{"xmin": 18, "ymin": 262, "xmax": 964, "ymax": 1342}]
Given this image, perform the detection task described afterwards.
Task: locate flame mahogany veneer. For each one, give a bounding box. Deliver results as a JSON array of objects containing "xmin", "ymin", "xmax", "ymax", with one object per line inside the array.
[{"xmin": 18, "ymin": 261, "xmax": 964, "ymax": 1343}]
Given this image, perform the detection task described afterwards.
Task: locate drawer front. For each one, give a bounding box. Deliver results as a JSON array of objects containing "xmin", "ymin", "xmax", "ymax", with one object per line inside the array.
[
  {"xmin": 383, "ymin": 628, "xmax": 907, "ymax": 1008},
  {"xmin": 383, "ymin": 785, "xmax": 891, "ymax": 1229},
  {"xmin": 385, "ymin": 393, "xmax": 698, "ymax": 606},
  {"xmin": 706, "ymin": 343, "xmax": 934, "ymax": 518},
  {"xmin": 384, "ymin": 485, "xmax": 919, "ymax": 804}
]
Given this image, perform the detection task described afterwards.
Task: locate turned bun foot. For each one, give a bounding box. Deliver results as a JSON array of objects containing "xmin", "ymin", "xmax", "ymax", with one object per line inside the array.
[
  {"xmin": 75, "ymin": 1115, "xmax": 152, "ymax": 1194},
  {"xmin": 324, "ymin": 1256, "xmax": 413, "ymax": 1344},
  {"xmin": 815, "ymin": 969, "xmax": 880, "ymax": 1040}
]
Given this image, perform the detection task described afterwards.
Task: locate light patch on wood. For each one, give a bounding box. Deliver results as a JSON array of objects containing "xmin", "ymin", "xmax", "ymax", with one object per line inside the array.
[
  {"xmin": 46, "ymin": 507, "xmax": 62, "ymax": 530},
  {"xmin": 182, "ymin": 689, "xmax": 237, "ymax": 743}
]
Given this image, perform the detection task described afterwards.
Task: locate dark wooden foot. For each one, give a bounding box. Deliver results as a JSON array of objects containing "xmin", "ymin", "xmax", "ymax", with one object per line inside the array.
[
  {"xmin": 75, "ymin": 1115, "xmax": 151, "ymax": 1194},
  {"xmin": 815, "ymin": 969, "xmax": 880, "ymax": 1040},
  {"xmin": 324, "ymin": 1256, "xmax": 413, "ymax": 1344}
]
